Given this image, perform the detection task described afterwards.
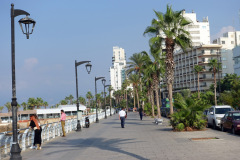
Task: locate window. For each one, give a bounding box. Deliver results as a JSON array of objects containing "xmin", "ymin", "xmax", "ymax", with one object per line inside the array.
[
  {"xmin": 202, "ymin": 26, "xmax": 206, "ymax": 29},
  {"xmin": 222, "ymin": 41, "xmax": 225, "ymax": 44},
  {"xmin": 222, "ymin": 73, "xmax": 226, "ymax": 77},
  {"xmin": 222, "ymin": 57, "xmax": 227, "ymax": 61},
  {"xmin": 201, "ymin": 50, "xmax": 205, "ymax": 54},
  {"xmin": 222, "ymin": 65, "xmax": 227, "ymax": 69}
]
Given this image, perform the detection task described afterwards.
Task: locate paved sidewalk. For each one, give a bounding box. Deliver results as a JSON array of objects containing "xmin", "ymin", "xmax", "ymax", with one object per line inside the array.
[{"xmin": 21, "ymin": 112, "xmax": 240, "ymax": 160}]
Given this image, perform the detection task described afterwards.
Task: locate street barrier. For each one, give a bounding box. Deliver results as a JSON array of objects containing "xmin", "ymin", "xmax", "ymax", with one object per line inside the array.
[{"xmin": 0, "ymin": 109, "xmax": 115, "ymax": 159}]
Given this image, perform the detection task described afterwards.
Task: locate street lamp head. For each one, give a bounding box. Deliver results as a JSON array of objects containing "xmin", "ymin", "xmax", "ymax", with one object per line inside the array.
[
  {"xmin": 85, "ymin": 63, "xmax": 92, "ymax": 74},
  {"xmin": 102, "ymin": 78, "xmax": 106, "ymax": 86},
  {"xmin": 18, "ymin": 16, "xmax": 36, "ymax": 39}
]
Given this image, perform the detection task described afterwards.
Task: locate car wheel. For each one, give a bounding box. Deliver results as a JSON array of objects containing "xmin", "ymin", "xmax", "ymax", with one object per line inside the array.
[
  {"xmin": 232, "ymin": 127, "xmax": 236, "ymax": 135},
  {"xmin": 221, "ymin": 125, "xmax": 226, "ymax": 132},
  {"xmin": 212, "ymin": 121, "xmax": 216, "ymax": 130}
]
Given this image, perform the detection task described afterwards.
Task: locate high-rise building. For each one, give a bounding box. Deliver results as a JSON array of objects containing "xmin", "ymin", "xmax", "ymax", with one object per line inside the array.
[
  {"xmin": 109, "ymin": 46, "xmax": 126, "ymax": 91},
  {"xmin": 183, "ymin": 10, "xmax": 211, "ymax": 46},
  {"xmin": 233, "ymin": 46, "xmax": 240, "ymax": 76},
  {"xmin": 213, "ymin": 31, "xmax": 240, "ymax": 76}
]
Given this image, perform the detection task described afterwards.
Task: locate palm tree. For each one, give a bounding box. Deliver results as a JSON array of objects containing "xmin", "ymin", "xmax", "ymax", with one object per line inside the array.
[
  {"xmin": 96, "ymin": 93, "xmax": 102, "ymax": 108},
  {"xmin": 68, "ymin": 94, "xmax": 74, "ymax": 104},
  {"xmin": 142, "ymin": 49, "xmax": 165, "ymax": 118},
  {"xmin": 194, "ymin": 65, "xmax": 204, "ymax": 99},
  {"xmin": 28, "ymin": 97, "xmax": 37, "ymax": 110},
  {"xmin": 86, "ymin": 91, "xmax": 93, "ymax": 107},
  {"xmin": 129, "ymin": 74, "xmax": 140, "ymax": 109},
  {"xmin": 208, "ymin": 59, "xmax": 221, "ymax": 105},
  {"xmin": 5, "ymin": 102, "xmax": 12, "ymax": 112},
  {"xmin": 43, "ymin": 101, "xmax": 48, "ymax": 109},
  {"xmin": 79, "ymin": 96, "xmax": 86, "ymax": 105},
  {"xmin": 36, "ymin": 97, "xmax": 44, "ymax": 109},
  {"xmin": 60, "ymin": 100, "xmax": 68, "ymax": 105},
  {"xmin": 127, "ymin": 52, "xmax": 145, "ymax": 108},
  {"xmin": 0, "ymin": 106, "xmax": 4, "ymax": 113},
  {"xmin": 21, "ymin": 102, "xmax": 28, "ymax": 110},
  {"xmin": 144, "ymin": 5, "xmax": 192, "ymax": 115}
]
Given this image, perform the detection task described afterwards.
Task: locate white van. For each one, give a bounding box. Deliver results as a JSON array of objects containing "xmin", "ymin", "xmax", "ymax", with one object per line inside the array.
[{"xmin": 207, "ymin": 105, "xmax": 233, "ymax": 129}]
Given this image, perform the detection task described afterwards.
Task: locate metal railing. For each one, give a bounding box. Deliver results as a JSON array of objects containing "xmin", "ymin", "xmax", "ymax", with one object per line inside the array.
[{"xmin": 0, "ymin": 109, "xmax": 115, "ymax": 159}]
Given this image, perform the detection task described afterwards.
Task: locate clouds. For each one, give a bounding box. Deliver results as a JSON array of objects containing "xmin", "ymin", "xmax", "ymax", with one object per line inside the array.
[
  {"xmin": 22, "ymin": 58, "xmax": 38, "ymax": 72},
  {"xmin": 211, "ymin": 26, "xmax": 235, "ymax": 41}
]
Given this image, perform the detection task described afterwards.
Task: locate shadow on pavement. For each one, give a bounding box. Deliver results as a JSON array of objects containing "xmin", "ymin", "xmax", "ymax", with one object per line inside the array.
[{"xmin": 43, "ymin": 138, "xmax": 148, "ymax": 160}]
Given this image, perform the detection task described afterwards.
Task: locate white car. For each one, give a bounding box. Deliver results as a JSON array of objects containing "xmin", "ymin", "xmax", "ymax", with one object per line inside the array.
[{"xmin": 207, "ymin": 105, "xmax": 233, "ymax": 129}]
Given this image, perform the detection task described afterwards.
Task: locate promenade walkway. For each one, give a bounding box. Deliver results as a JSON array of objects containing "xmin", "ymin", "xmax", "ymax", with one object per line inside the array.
[{"xmin": 21, "ymin": 112, "xmax": 240, "ymax": 160}]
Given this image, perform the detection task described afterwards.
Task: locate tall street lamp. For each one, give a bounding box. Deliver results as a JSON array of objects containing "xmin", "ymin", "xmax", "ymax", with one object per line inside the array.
[
  {"xmin": 102, "ymin": 80, "xmax": 110, "ymax": 119},
  {"xmin": 75, "ymin": 60, "xmax": 92, "ymax": 131},
  {"xmin": 10, "ymin": 4, "xmax": 36, "ymax": 160},
  {"xmin": 95, "ymin": 76, "xmax": 105, "ymax": 123}
]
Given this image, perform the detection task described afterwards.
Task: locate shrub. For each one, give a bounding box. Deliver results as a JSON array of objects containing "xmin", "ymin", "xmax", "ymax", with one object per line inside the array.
[{"xmin": 176, "ymin": 123, "xmax": 185, "ymax": 131}]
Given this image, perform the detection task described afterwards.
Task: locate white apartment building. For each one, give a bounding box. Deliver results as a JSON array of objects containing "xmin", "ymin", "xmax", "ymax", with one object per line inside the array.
[
  {"xmin": 183, "ymin": 10, "xmax": 210, "ymax": 46},
  {"xmin": 213, "ymin": 31, "xmax": 240, "ymax": 75},
  {"xmin": 172, "ymin": 44, "xmax": 222, "ymax": 93},
  {"xmin": 233, "ymin": 46, "xmax": 240, "ymax": 76},
  {"xmin": 109, "ymin": 46, "xmax": 126, "ymax": 91}
]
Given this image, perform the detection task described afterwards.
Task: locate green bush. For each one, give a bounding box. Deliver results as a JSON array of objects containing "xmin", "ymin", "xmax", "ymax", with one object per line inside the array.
[
  {"xmin": 170, "ymin": 93, "xmax": 209, "ymax": 131},
  {"xmin": 176, "ymin": 123, "xmax": 185, "ymax": 131}
]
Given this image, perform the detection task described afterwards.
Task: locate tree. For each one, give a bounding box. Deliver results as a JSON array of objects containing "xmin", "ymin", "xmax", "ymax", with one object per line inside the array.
[
  {"xmin": 28, "ymin": 98, "xmax": 37, "ymax": 110},
  {"xmin": 86, "ymin": 91, "xmax": 93, "ymax": 107},
  {"xmin": 60, "ymin": 100, "xmax": 68, "ymax": 105},
  {"xmin": 43, "ymin": 101, "xmax": 48, "ymax": 109},
  {"xmin": 68, "ymin": 94, "xmax": 74, "ymax": 104},
  {"xmin": 129, "ymin": 74, "xmax": 140, "ymax": 109},
  {"xmin": 36, "ymin": 97, "xmax": 44, "ymax": 109},
  {"xmin": 127, "ymin": 52, "xmax": 145, "ymax": 109},
  {"xmin": 79, "ymin": 96, "xmax": 86, "ymax": 105},
  {"xmin": 5, "ymin": 102, "xmax": 12, "ymax": 112},
  {"xmin": 96, "ymin": 93, "xmax": 102, "ymax": 109},
  {"xmin": 194, "ymin": 65, "xmax": 204, "ymax": 99},
  {"xmin": 0, "ymin": 106, "xmax": 4, "ymax": 113},
  {"xmin": 208, "ymin": 59, "xmax": 221, "ymax": 105},
  {"xmin": 21, "ymin": 102, "xmax": 28, "ymax": 110},
  {"xmin": 142, "ymin": 49, "xmax": 165, "ymax": 118},
  {"xmin": 144, "ymin": 5, "xmax": 192, "ymax": 115}
]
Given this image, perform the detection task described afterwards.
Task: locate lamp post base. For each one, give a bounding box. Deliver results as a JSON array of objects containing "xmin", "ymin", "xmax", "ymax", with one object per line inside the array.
[
  {"xmin": 10, "ymin": 143, "xmax": 22, "ymax": 160},
  {"xmin": 105, "ymin": 115, "xmax": 107, "ymax": 119},
  {"xmin": 96, "ymin": 118, "xmax": 99, "ymax": 123},
  {"xmin": 110, "ymin": 113, "xmax": 112, "ymax": 116},
  {"xmin": 76, "ymin": 120, "xmax": 81, "ymax": 132}
]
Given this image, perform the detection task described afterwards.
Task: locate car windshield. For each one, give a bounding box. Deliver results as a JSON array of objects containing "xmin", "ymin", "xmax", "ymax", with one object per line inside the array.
[
  {"xmin": 215, "ymin": 108, "xmax": 231, "ymax": 114},
  {"xmin": 233, "ymin": 113, "xmax": 240, "ymax": 120}
]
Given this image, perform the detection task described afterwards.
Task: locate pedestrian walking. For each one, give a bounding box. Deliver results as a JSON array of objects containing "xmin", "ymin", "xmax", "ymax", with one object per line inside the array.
[
  {"xmin": 139, "ymin": 107, "xmax": 143, "ymax": 120},
  {"xmin": 119, "ymin": 108, "xmax": 127, "ymax": 128},
  {"xmin": 29, "ymin": 114, "xmax": 42, "ymax": 150},
  {"xmin": 60, "ymin": 109, "xmax": 66, "ymax": 137}
]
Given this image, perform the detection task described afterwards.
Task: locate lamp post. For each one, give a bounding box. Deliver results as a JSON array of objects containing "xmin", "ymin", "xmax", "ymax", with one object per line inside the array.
[
  {"xmin": 95, "ymin": 76, "xmax": 105, "ymax": 123},
  {"xmin": 10, "ymin": 4, "xmax": 36, "ymax": 160},
  {"xmin": 102, "ymin": 80, "xmax": 111, "ymax": 119},
  {"xmin": 75, "ymin": 60, "xmax": 92, "ymax": 131}
]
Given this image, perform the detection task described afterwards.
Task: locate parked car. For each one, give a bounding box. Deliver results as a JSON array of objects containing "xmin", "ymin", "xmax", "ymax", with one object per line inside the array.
[
  {"xmin": 207, "ymin": 105, "xmax": 234, "ymax": 129},
  {"xmin": 220, "ymin": 111, "xmax": 240, "ymax": 134}
]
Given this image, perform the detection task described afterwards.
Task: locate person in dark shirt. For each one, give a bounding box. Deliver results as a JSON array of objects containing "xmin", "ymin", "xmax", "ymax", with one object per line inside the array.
[
  {"xmin": 29, "ymin": 114, "xmax": 42, "ymax": 150},
  {"xmin": 139, "ymin": 107, "xmax": 143, "ymax": 120}
]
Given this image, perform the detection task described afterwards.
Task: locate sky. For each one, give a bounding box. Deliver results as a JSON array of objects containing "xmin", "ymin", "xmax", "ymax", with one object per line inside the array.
[{"xmin": 0, "ymin": 0, "xmax": 240, "ymax": 112}]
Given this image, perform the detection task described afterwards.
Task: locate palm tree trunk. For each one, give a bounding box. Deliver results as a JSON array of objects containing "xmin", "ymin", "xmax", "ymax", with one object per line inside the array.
[
  {"xmin": 198, "ymin": 72, "xmax": 200, "ymax": 99},
  {"xmin": 154, "ymin": 81, "xmax": 161, "ymax": 118},
  {"xmin": 134, "ymin": 89, "xmax": 136, "ymax": 109},
  {"xmin": 150, "ymin": 89, "xmax": 155, "ymax": 117},
  {"xmin": 136, "ymin": 89, "xmax": 140, "ymax": 109},
  {"xmin": 168, "ymin": 83, "xmax": 174, "ymax": 115},
  {"xmin": 214, "ymin": 72, "xmax": 217, "ymax": 105}
]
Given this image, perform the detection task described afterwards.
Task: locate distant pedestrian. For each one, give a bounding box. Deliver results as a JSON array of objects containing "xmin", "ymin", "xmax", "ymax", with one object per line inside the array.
[
  {"xmin": 29, "ymin": 114, "xmax": 42, "ymax": 150},
  {"xmin": 119, "ymin": 108, "xmax": 127, "ymax": 128},
  {"xmin": 139, "ymin": 107, "xmax": 143, "ymax": 120},
  {"xmin": 60, "ymin": 110, "xmax": 66, "ymax": 137}
]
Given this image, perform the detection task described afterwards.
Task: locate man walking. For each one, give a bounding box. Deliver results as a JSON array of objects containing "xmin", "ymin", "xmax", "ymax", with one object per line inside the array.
[
  {"xmin": 60, "ymin": 110, "xmax": 66, "ymax": 137},
  {"xmin": 139, "ymin": 107, "xmax": 143, "ymax": 120},
  {"xmin": 119, "ymin": 108, "xmax": 126, "ymax": 128}
]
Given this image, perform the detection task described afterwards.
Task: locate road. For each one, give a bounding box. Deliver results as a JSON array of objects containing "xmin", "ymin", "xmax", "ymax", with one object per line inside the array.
[{"xmin": 21, "ymin": 112, "xmax": 240, "ymax": 160}]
